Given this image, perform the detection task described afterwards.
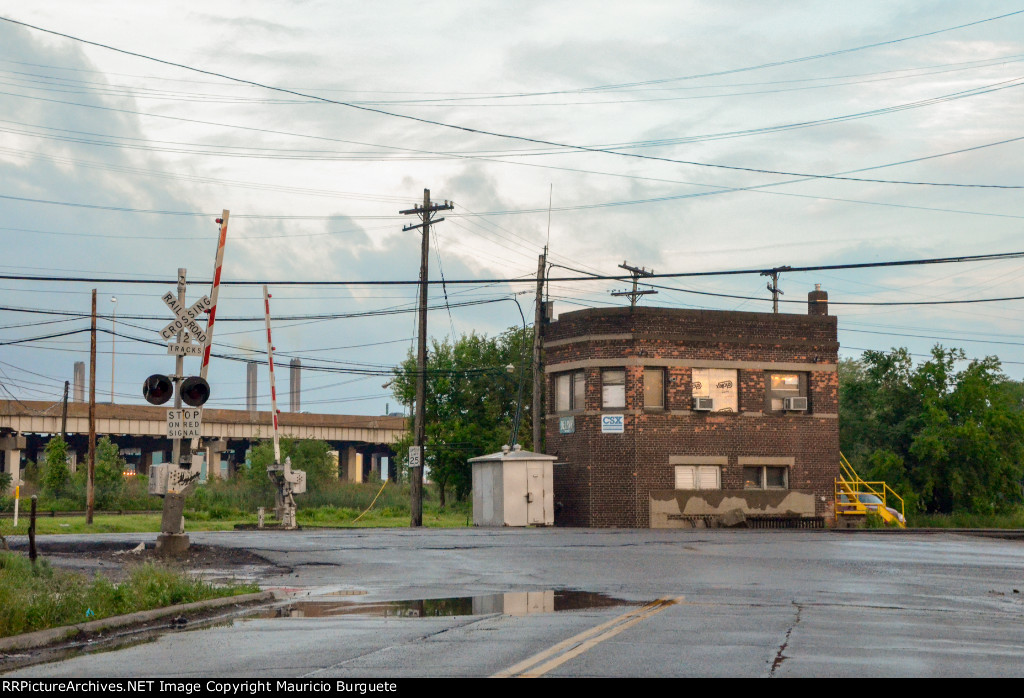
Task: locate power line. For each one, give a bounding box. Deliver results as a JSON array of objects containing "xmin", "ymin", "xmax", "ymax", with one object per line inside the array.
[
  {"xmin": 6, "ymin": 248, "xmax": 1021, "ymax": 287},
  {"xmin": 3, "ymin": 15, "xmax": 1023, "ymax": 190}
]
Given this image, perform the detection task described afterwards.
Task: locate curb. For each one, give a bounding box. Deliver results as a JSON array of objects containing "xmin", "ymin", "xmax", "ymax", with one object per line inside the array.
[{"xmin": 0, "ymin": 590, "xmax": 278, "ymax": 653}]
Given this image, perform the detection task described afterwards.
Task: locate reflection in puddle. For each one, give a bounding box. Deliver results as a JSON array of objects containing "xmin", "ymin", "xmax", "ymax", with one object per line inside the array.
[{"xmin": 261, "ymin": 590, "xmax": 631, "ymax": 619}]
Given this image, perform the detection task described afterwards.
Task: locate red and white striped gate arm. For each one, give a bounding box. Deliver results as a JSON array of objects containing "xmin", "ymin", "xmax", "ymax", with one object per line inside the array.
[
  {"xmin": 263, "ymin": 284, "xmax": 281, "ymax": 463},
  {"xmin": 200, "ymin": 210, "xmax": 230, "ymax": 378},
  {"xmin": 189, "ymin": 209, "xmax": 229, "ymax": 456}
]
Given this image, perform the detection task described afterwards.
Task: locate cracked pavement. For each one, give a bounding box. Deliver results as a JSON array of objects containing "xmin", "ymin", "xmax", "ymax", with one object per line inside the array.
[{"xmin": 5, "ymin": 528, "xmax": 1024, "ymax": 677}]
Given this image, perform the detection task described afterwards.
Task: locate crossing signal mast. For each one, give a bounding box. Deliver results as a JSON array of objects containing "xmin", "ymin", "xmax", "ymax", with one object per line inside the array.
[
  {"xmin": 142, "ymin": 212, "xmax": 230, "ymax": 557},
  {"xmin": 262, "ymin": 285, "xmax": 305, "ymax": 529}
]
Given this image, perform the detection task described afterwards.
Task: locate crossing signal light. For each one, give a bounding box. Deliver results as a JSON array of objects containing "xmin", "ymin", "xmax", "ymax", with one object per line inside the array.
[
  {"xmin": 180, "ymin": 376, "xmax": 211, "ymax": 407},
  {"xmin": 143, "ymin": 374, "xmax": 173, "ymax": 405}
]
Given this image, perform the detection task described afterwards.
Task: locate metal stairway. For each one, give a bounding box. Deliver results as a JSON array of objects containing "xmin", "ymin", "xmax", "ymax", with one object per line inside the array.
[{"xmin": 835, "ymin": 453, "xmax": 906, "ymax": 528}]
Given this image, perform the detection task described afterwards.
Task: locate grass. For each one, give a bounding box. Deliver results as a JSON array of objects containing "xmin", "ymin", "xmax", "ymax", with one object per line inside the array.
[
  {"xmin": 908, "ymin": 508, "xmax": 1024, "ymax": 529},
  {"xmin": 0, "ymin": 499, "xmax": 472, "ymax": 536},
  {"xmin": 1, "ymin": 478, "xmax": 473, "ymax": 536},
  {"xmin": 0, "ymin": 551, "xmax": 259, "ymax": 638}
]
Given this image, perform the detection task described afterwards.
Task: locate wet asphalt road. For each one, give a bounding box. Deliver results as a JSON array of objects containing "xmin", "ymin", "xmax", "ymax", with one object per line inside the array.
[{"xmin": 5, "ymin": 528, "xmax": 1024, "ymax": 677}]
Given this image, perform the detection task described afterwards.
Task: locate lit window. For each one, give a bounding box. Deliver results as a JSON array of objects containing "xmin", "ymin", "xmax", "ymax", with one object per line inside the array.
[
  {"xmin": 644, "ymin": 368, "xmax": 664, "ymax": 409},
  {"xmin": 765, "ymin": 372, "xmax": 807, "ymax": 412},
  {"xmin": 743, "ymin": 466, "xmax": 789, "ymax": 489},
  {"xmin": 675, "ymin": 465, "xmax": 720, "ymax": 490},
  {"xmin": 602, "ymin": 369, "xmax": 625, "ymax": 409}
]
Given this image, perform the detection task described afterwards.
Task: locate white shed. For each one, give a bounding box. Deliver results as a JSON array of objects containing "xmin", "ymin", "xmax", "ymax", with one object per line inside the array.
[{"xmin": 470, "ymin": 444, "xmax": 556, "ymax": 527}]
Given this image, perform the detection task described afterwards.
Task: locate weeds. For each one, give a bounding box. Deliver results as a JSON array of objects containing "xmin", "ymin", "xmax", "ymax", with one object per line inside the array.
[{"xmin": 0, "ymin": 551, "xmax": 257, "ymax": 638}]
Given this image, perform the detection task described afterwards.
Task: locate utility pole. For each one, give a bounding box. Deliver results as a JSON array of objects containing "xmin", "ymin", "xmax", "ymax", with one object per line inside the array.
[
  {"xmin": 87, "ymin": 289, "xmax": 96, "ymax": 525},
  {"xmin": 110, "ymin": 296, "xmax": 117, "ymax": 403},
  {"xmin": 532, "ymin": 249, "xmax": 546, "ymax": 451},
  {"xmin": 611, "ymin": 261, "xmax": 657, "ymax": 308},
  {"xmin": 61, "ymin": 381, "xmax": 69, "ymax": 441},
  {"xmin": 399, "ymin": 189, "xmax": 453, "ymax": 527},
  {"xmin": 761, "ymin": 266, "xmax": 791, "ymax": 314}
]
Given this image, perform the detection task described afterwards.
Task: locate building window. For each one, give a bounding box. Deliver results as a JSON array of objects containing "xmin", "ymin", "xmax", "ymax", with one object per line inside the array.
[
  {"xmin": 692, "ymin": 368, "xmax": 737, "ymax": 413},
  {"xmin": 675, "ymin": 465, "xmax": 720, "ymax": 490},
  {"xmin": 602, "ymin": 369, "xmax": 626, "ymax": 409},
  {"xmin": 644, "ymin": 368, "xmax": 665, "ymax": 410},
  {"xmin": 743, "ymin": 466, "xmax": 789, "ymax": 489},
  {"xmin": 555, "ymin": 371, "xmax": 585, "ymax": 412},
  {"xmin": 765, "ymin": 372, "xmax": 808, "ymax": 412}
]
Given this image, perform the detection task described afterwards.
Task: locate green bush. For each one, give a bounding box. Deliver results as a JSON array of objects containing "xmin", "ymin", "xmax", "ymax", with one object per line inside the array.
[
  {"xmin": 42, "ymin": 437, "xmax": 70, "ymax": 499},
  {"xmin": 21, "ymin": 460, "xmax": 38, "ymax": 485}
]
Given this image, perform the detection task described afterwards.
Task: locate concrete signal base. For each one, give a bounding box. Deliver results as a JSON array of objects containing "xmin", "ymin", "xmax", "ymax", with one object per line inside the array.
[{"xmin": 156, "ymin": 533, "xmax": 190, "ymax": 558}]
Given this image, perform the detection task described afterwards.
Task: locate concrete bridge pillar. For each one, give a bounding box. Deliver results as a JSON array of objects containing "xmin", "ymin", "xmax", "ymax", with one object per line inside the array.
[
  {"xmin": 205, "ymin": 439, "xmax": 229, "ymax": 481},
  {"xmin": 0, "ymin": 434, "xmax": 26, "ymax": 493},
  {"xmin": 341, "ymin": 446, "xmax": 363, "ymax": 483}
]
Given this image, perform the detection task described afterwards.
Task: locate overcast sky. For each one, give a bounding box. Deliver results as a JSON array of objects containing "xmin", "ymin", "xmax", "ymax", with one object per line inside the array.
[{"xmin": 2, "ymin": 1, "xmax": 1024, "ymax": 416}]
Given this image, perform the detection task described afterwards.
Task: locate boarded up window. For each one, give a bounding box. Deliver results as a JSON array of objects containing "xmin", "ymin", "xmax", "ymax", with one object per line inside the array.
[
  {"xmin": 692, "ymin": 368, "xmax": 738, "ymax": 413},
  {"xmin": 675, "ymin": 465, "xmax": 721, "ymax": 490}
]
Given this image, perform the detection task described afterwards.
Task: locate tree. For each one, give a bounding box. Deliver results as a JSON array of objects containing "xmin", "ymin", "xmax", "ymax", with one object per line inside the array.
[
  {"xmin": 93, "ymin": 437, "xmax": 126, "ymax": 509},
  {"xmin": 42, "ymin": 435, "xmax": 70, "ymax": 498},
  {"xmin": 391, "ymin": 326, "xmax": 534, "ymax": 506},
  {"xmin": 839, "ymin": 346, "xmax": 1024, "ymax": 514}
]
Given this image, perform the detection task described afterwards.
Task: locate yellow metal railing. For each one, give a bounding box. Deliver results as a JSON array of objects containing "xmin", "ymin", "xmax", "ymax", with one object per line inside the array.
[{"xmin": 835, "ymin": 453, "xmax": 906, "ymax": 528}]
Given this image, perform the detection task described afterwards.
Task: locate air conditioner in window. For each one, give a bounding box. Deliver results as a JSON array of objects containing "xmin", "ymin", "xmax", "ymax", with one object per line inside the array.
[
  {"xmin": 693, "ymin": 397, "xmax": 714, "ymax": 411},
  {"xmin": 783, "ymin": 396, "xmax": 808, "ymax": 411}
]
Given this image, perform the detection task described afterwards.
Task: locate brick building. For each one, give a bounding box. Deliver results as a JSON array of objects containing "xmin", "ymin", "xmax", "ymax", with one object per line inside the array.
[{"xmin": 543, "ymin": 288, "xmax": 839, "ymax": 528}]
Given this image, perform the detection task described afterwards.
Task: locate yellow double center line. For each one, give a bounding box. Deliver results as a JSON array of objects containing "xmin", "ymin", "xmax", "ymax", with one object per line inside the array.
[{"xmin": 492, "ymin": 596, "xmax": 682, "ymax": 678}]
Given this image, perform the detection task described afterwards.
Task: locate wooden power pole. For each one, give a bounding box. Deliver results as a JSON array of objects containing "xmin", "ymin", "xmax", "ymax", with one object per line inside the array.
[
  {"xmin": 761, "ymin": 266, "xmax": 791, "ymax": 314},
  {"xmin": 87, "ymin": 289, "xmax": 96, "ymax": 525},
  {"xmin": 532, "ymin": 250, "xmax": 546, "ymax": 451},
  {"xmin": 399, "ymin": 189, "xmax": 453, "ymax": 527},
  {"xmin": 611, "ymin": 261, "xmax": 657, "ymax": 308}
]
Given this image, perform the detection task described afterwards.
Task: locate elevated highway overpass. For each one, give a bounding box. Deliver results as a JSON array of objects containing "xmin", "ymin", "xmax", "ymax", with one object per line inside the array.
[{"xmin": 0, "ymin": 400, "xmax": 407, "ymax": 489}]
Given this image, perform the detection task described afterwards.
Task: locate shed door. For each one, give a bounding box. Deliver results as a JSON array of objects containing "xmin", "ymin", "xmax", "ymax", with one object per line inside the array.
[{"xmin": 526, "ymin": 464, "xmax": 546, "ymax": 524}]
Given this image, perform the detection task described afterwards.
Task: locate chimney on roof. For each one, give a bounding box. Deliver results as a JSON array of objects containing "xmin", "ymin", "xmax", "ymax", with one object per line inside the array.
[{"xmin": 808, "ymin": 283, "xmax": 828, "ymax": 316}]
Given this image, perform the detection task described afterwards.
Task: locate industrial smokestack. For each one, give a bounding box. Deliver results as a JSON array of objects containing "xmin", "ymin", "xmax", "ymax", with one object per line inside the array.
[
  {"xmin": 246, "ymin": 361, "xmax": 258, "ymax": 412},
  {"xmin": 73, "ymin": 362, "xmax": 85, "ymax": 402},
  {"xmin": 289, "ymin": 358, "xmax": 301, "ymax": 412}
]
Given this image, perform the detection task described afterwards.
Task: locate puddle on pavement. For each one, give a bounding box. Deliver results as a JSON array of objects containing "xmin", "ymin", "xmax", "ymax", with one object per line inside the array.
[{"xmin": 257, "ymin": 590, "xmax": 632, "ymax": 619}]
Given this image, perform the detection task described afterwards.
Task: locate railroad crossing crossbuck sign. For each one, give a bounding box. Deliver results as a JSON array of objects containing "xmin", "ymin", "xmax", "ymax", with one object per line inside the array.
[{"xmin": 161, "ymin": 291, "xmax": 211, "ymax": 355}]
